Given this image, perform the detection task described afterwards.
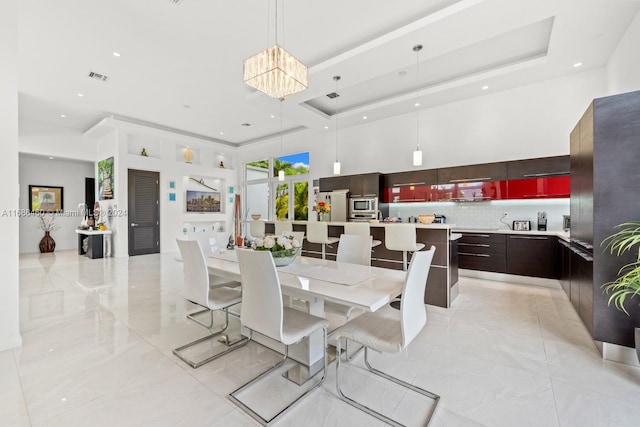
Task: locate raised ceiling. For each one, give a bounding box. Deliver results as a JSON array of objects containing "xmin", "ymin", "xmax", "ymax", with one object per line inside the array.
[{"xmin": 17, "ymin": 0, "xmax": 640, "ymax": 146}]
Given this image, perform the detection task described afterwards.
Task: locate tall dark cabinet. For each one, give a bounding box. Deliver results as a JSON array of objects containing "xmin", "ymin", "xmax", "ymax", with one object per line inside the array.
[{"xmin": 570, "ymin": 90, "xmax": 640, "ymax": 349}]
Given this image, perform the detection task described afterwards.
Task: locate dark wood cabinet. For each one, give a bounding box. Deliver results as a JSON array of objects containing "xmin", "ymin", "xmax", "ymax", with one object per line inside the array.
[
  {"xmin": 318, "ymin": 176, "xmax": 350, "ymax": 192},
  {"xmin": 507, "ymin": 156, "xmax": 570, "ymax": 179},
  {"xmin": 558, "ymin": 239, "xmax": 571, "ymax": 295},
  {"xmin": 437, "ymin": 162, "xmax": 507, "ymax": 184},
  {"xmin": 570, "ymin": 90, "xmax": 640, "ymax": 349},
  {"xmin": 506, "ymin": 234, "xmax": 558, "ymax": 279},
  {"xmin": 349, "ymin": 173, "xmax": 381, "ymax": 198},
  {"xmin": 457, "ymin": 233, "xmax": 506, "ymax": 273}
]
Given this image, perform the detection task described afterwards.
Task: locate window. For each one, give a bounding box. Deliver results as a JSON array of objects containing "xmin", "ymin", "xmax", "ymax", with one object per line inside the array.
[{"xmin": 245, "ymin": 152, "xmax": 309, "ymax": 221}]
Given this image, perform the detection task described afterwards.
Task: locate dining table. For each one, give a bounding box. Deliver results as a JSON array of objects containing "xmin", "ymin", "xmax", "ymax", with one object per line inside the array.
[{"xmin": 206, "ymin": 250, "xmax": 405, "ymax": 381}]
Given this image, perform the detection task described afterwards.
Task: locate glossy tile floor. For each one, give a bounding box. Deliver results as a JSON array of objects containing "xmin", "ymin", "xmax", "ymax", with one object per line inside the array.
[{"xmin": 3, "ymin": 250, "xmax": 640, "ymax": 426}]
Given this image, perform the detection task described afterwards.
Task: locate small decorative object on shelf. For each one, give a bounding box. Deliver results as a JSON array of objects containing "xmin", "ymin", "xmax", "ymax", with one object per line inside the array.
[
  {"xmin": 140, "ymin": 148, "xmax": 148, "ymax": 157},
  {"xmin": 219, "ymin": 161, "xmax": 226, "ymax": 168},
  {"xmin": 183, "ymin": 147, "xmax": 194, "ymax": 163},
  {"xmin": 252, "ymin": 234, "xmax": 302, "ymax": 267}
]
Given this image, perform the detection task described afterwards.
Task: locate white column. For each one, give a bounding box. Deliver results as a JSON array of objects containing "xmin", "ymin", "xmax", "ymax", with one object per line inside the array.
[{"xmin": 0, "ymin": 0, "xmax": 22, "ymax": 351}]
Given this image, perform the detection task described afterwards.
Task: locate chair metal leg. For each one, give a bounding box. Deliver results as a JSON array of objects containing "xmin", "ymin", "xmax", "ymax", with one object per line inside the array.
[
  {"xmin": 229, "ymin": 328, "xmax": 328, "ymax": 426},
  {"xmin": 402, "ymin": 250, "xmax": 408, "ymax": 271},
  {"xmin": 321, "ymin": 243, "xmax": 326, "ymax": 259},
  {"xmin": 335, "ymin": 344, "xmax": 440, "ymax": 426},
  {"xmin": 173, "ymin": 306, "xmax": 248, "ymax": 369}
]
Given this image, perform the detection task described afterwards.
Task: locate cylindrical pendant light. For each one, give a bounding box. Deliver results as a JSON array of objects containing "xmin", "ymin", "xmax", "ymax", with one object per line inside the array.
[
  {"xmin": 333, "ymin": 75, "xmax": 341, "ymax": 175},
  {"xmin": 412, "ymin": 44, "xmax": 423, "ymax": 167}
]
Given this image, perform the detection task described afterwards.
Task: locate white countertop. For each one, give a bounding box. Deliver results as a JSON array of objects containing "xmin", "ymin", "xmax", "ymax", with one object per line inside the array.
[
  {"xmin": 75, "ymin": 229, "xmax": 112, "ymax": 235},
  {"xmin": 452, "ymin": 227, "xmax": 570, "ymax": 241},
  {"xmin": 270, "ymin": 220, "xmax": 454, "ymax": 230}
]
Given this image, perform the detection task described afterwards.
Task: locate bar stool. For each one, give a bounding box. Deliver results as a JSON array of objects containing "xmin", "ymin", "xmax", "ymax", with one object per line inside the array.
[
  {"xmin": 306, "ymin": 221, "xmax": 339, "ymax": 259},
  {"xmin": 384, "ymin": 224, "xmax": 425, "ymax": 270},
  {"xmin": 249, "ymin": 220, "xmax": 265, "ymax": 239},
  {"xmin": 343, "ymin": 222, "xmax": 382, "ymax": 247},
  {"xmin": 274, "ymin": 220, "xmax": 293, "ymax": 236}
]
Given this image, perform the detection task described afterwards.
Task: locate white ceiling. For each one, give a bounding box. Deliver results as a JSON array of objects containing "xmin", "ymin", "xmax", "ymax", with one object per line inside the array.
[{"xmin": 17, "ymin": 0, "xmax": 640, "ymax": 147}]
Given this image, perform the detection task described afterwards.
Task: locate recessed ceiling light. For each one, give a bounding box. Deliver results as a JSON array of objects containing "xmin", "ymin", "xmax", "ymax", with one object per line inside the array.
[
  {"xmin": 48, "ymin": 157, "xmax": 55, "ymax": 160},
  {"xmin": 482, "ymin": 85, "xmax": 489, "ymax": 90},
  {"xmin": 324, "ymin": 126, "xmax": 329, "ymax": 129},
  {"xmin": 270, "ymin": 114, "xmax": 276, "ymax": 119},
  {"xmin": 60, "ymin": 114, "xmax": 67, "ymax": 118},
  {"xmin": 77, "ymin": 93, "xmax": 84, "ymax": 97},
  {"xmin": 414, "ymin": 102, "xmax": 420, "ymax": 107},
  {"xmin": 219, "ymin": 131, "xmax": 224, "ymax": 135},
  {"xmin": 573, "ymin": 62, "xmax": 583, "ymax": 68},
  {"xmin": 362, "ymin": 116, "xmax": 368, "ymax": 120},
  {"xmin": 112, "ymin": 52, "xmax": 121, "ymax": 57}
]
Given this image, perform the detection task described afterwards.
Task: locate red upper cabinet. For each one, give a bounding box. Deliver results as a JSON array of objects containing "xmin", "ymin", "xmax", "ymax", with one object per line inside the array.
[
  {"xmin": 438, "ymin": 180, "xmax": 508, "ymax": 201},
  {"xmin": 506, "ymin": 156, "xmax": 570, "ymax": 199},
  {"xmin": 507, "ymin": 176, "xmax": 570, "ymax": 199},
  {"xmin": 383, "ymin": 169, "xmax": 438, "ymax": 203}
]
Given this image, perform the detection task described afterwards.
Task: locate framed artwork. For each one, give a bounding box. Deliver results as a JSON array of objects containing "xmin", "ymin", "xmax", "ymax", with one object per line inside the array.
[
  {"xmin": 98, "ymin": 157, "xmax": 114, "ymax": 200},
  {"xmin": 169, "ymin": 180, "xmax": 176, "ymax": 189},
  {"xmin": 186, "ymin": 190, "xmax": 221, "ymax": 213},
  {"xmin": 169, "ymin": 193, "xmax": 176, "ymax": 202},
  {"xmin": 29, "ymin": 185, "xmax": 63, "ymax": 212}
]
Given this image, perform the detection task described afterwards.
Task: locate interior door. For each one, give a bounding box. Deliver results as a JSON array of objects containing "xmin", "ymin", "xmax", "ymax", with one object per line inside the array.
[{"xmin": 128, "ymin": 169, "xmax": 160, "ymax": 256}]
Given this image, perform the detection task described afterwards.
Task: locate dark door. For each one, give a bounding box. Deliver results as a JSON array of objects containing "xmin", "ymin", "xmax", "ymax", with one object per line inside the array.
[{"xmin": 128, "ymin": 169, "xmax": 160, "ymax": 256}]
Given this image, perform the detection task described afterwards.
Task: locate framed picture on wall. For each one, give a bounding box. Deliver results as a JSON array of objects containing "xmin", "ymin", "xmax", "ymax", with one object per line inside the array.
[
  {"xmin": 98, "ymin": 156, "xmax": 114, "ymax": 200},
  {"xmin": 186, "ymin": 190, "xmax": 221, "ymax": 213},
  {"xmin": 28, "ymin": 185, "xmax": 64, "ymax": 212}
]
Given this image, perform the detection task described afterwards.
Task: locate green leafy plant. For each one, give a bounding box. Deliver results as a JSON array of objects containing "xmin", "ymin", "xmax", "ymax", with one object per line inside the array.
[{"xmin": 601, "ymin": 221, "xmax": 640, "ymax": 315}]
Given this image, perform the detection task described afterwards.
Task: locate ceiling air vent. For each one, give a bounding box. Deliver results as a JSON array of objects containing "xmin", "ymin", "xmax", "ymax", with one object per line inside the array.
[
  {"xmin": 326, "ymin": 92, "xmax": 340, "ymax": 99},
  {"xmin": 241, "ymin": 123, "xmax": 251, "ymax": 127},
  {"xmin": 88, "ymin": 71, "xmax": 109, "ymax": 82}
]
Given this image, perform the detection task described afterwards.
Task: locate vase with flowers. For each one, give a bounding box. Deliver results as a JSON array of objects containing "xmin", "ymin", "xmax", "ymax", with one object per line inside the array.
[
  {"xmin": 315, "ymin": 201, "xmax": 331, "ymax": 222},
  {"xmin": 37, "ymin": 213, "xmax": 59, "ymax": 253},
  {"xmin": 252, "ymin": 234, "xmax": 302, "ymax": 266}
]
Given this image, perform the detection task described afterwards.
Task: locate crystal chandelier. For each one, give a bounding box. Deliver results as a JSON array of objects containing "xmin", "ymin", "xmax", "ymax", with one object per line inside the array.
[{"xmin": 243, "ymin": 1, "xmax": 308, "ymax": 99}]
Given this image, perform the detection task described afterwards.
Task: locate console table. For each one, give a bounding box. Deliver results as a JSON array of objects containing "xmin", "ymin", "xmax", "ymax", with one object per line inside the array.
[{"xmin": 75, "ymin": 229, "xmax": 112, "ymax": 259}]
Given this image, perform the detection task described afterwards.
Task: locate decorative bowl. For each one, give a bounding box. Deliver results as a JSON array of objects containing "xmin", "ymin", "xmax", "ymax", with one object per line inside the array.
[
  {"xmin": 251, "ymin": 214, "xmax": 261, "ymax": 220},
  {"xmin": 270, "ymin": 247, "xmax": 300, "ymax": 267},
  {"xmin": 418, "ymin": 214, "xmax": 435, "ymax": 224}
]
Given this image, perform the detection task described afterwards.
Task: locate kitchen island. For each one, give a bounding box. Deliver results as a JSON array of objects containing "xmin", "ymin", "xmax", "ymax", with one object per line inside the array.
[{"xmin": 260, "ymin": 221, "xmax": 459, "ymax": 308}]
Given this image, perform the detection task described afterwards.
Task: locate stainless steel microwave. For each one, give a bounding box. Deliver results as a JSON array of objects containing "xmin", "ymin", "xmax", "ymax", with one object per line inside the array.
[{"xmin": 349, "ymin": 197, "xmax": 378, "ymax": 216}]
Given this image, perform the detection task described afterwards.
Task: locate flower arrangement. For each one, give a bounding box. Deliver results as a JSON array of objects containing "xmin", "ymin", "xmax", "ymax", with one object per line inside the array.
[
  {"xmin": 253, "ymin": 234, "xmax": 301, "ymax": 254},
  {"xmin": 252, "ymin": 234, "xmax": 302, "ymax": 266},
  {"xmin": 315, "ymin": 201, "xmax": 330, "ymax": 214},
  {"xmin": 37, "ymin": 213, "xmax": 59, "ymax": 232}
]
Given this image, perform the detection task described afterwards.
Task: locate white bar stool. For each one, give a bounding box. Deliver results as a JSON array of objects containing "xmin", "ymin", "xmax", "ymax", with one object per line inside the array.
[
  {"xmin": 274, "ymin": 220, "xmax": 293, "ymax": 235},
  {"xmin": 343, "ymin": 222, "xmax": 382, "ymax": 247},
  {"xmin": 384, "ymin": 224, "xmax": 425, "ymax": 270},
  {"xmin": 306, "ymin": 221, "xmax": 339, "ymax": 259}
]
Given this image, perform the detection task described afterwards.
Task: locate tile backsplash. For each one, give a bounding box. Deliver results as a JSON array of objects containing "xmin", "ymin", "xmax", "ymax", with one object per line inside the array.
[{"xmin": 388, "ymin": 198, "xmax": 569, "ymax": 231}]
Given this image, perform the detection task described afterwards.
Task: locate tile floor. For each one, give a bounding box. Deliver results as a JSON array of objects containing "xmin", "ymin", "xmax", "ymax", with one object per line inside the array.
[{"xmin": 2, "ymin": 250, "xmax": 640, "ymax": 426}]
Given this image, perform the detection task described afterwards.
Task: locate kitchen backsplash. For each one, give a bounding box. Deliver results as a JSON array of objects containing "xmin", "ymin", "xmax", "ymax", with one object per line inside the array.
[{"xmin": 388, "ymin": 199, "xmax": 569, "ymax": 231}]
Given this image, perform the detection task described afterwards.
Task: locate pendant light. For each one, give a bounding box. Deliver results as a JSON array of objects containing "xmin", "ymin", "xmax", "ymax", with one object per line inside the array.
[
  {"xmin": 278, "ymin": 98, "xmax": 285, "ymax": 181},
  {"xmin": 243, "ymin": 0, "xmax": 308, "ymax": 99},
  {"xmin": 412, "ymin": 44, "xmax": 423, "ymax": 167},
  {"xmin": 333, "ymin": 75, "xmax": 341, "ymax": 175}
]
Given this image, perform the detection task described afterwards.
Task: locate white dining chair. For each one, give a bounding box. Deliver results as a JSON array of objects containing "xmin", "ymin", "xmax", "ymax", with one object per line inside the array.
[
  {"xmin": 230, "ymin": 249, "xmax": 329, "ymax": 426},
  {"xmin": 249, "ymin": 220, "xmax": 265, "ymax": 239},
  {"xmin": 343, "ymin": 222, "xmax": 382, "ymax": 247},
  {"xmin": 333, "ymin": 246, "xmax": 439, "ymax": 426},
  {"xmin": 173, "ymin": 239, "xmax": 247, "ymax": 368},
  {"xmin": 385, "ymin": 223, "xmax": 425, "ymax": 270},
  {"xmin": 336, "ymin": 234, "xmax": 372, "ymax": 266},
  {"xmin": 306, "ymin": 221, "xmax": 339, "ymax": 259}
]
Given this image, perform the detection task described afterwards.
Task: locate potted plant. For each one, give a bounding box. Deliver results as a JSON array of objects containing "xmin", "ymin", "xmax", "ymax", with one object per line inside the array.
[{"xmin": 601, "ymin": 221, "xmax": 640, "ymax": 362}]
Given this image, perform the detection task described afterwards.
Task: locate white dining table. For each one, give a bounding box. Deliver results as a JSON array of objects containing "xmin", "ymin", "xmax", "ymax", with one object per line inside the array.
[{"xmin": 206, "ymin": 250, "xmax": 405, "ymax": 376}]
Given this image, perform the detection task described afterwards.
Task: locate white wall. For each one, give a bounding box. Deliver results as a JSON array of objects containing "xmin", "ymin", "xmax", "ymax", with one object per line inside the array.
[
  {"xmin": 19, "ymin": 119, "xmax": 96, "ymax": 161},
  {"xmin": 606, "ymin": 11, "xmax": 640, "ymax": 95},
  {"xmin": 89, "ymin": 119, "xmax": 238, "ymax": 256},
  {"xmin": 18, "ymin": 154, "xmax": 94, "ymax": 254},
  {"xmin": 237, "ymin": 69, "xmax": 605, "ymax": 182},
  {"xmin": 0, "ymin": 0, "xmax": 21, "ymax": 351}
]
